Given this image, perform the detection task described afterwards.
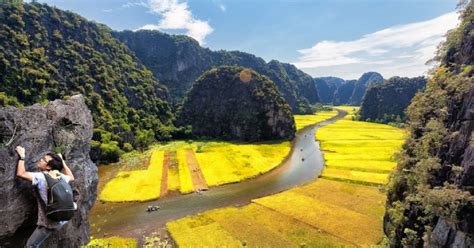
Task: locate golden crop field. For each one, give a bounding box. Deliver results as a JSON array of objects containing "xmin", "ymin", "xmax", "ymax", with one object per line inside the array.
[
  {"xmin": 86, "ymin": 236, "xmax": 137, "ymax": 248},
  {"xmin": 99, "ymin": 150, "xmax": 164, "ymax": 202},
  {"xmin": 166, "ymin": 106, "xmax": 406, "ymax": 246},
  {"xmin": 293, "ymin": 109, "xmax": 338, "ymax": 130},
  {"xmin": 194, "ymin": 141, "xmax": 291, "ymax": 186},
  {"xmin": 317, "ymin": 106, "xmax": 406, "ymax": 185},
  {"xmin": 167, "ymin": 178, "xmax": 386, "ymax": 247},
  {"xmin": 99, "ymin": 140, "xmax": 293, "ymax": 201}
]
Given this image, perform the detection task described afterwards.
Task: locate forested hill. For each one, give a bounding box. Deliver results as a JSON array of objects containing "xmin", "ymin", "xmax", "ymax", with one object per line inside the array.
[
  {"xmin": 179, "ymin": 66, "xmax": 296, "ymax": 141},
  {"xmin": 385, "ymin": 1, "xmax": 474, "ymax": 246},
  {"xmin": 349, "ymin": 72, "xmax": 384, "ymax": 105},
  {"xmin": 113, "ymin": 30, "xmax": 320, "ymax": 114},
  {"xmin": 0, "ymin": 1, "xmax": 174, "ymax": 162},
  {"xmin": 358, "ymin": 76, "xmax": 427, "ymax": 123}
]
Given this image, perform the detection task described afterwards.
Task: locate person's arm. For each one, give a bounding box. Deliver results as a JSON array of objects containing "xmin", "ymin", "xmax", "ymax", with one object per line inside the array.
[
  {"xmin": 58, "ymin": 153, "xmax": 74, "ymax": 182},
  {"xmin": 15, "ymin": 146, "xmax": 34, "ymax": 181}
]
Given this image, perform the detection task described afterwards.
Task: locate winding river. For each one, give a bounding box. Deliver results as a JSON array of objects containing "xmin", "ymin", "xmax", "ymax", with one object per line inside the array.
[{"xmin": 89, "ymin": 109, "xmax": 347, "ymax": 242}]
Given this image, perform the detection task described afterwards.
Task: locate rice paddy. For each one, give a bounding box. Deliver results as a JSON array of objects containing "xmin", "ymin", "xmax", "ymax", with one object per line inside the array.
[
  {"xmin": 99, "ymin": 141, "xmax": 291, "ymax": 201},
  {"xmin": 317, "ymin": 106, "xmax": 406, "ymax": 185},
  {"xmin": 85, "ymin": 236, "xmax": 137, "ymax": 248},
  {"xmin": 99, "ymin": 150, "xmax": 164, "ymax": 202},
  {"xmin": 166, "ymin": 106, "xmax": 407, "ymax": 246}
]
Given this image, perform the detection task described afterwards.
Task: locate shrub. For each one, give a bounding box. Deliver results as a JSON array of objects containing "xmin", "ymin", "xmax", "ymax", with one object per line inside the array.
[{"xmin": 99, "ymin": 141, "xmax": 123, "ymax": 163}]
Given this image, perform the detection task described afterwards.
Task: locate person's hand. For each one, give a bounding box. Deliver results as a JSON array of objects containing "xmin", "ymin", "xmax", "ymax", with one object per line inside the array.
[
  {"xmin": 57, "ymin": 153, "xmax": 63, "ymax": 161},
  {"xmin": 15, "ymin": 146, "xmax": 25, "ymax": 157}
]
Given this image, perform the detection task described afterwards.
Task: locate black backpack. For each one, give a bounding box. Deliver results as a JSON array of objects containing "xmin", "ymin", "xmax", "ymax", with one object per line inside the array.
[{"xmin": 41, "ymin": 172, "xmax": 76, "ymax": 221}]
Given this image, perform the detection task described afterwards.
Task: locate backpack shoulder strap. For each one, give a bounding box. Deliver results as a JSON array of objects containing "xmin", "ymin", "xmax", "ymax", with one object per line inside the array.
[
  {"xmin": 43, "ymin": 172, "xmax": 60, "ymax": 205},
  {"xmin": 43, "ymin": 171, "xmax": 60, "ymax": 188}
]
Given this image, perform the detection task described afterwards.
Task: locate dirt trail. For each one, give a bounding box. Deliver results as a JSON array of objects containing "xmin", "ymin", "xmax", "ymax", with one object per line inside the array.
[
  {"xmin": 185, "ymin": 149, "xmax": 208, "ymax": 190},
  {"xmin": 160, "ymin": 151, "xmax": 170, "ymax": 197}
]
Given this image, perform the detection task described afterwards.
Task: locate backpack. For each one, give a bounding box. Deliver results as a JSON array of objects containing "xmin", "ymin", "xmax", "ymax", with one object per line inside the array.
[{"xmin": 41, "ymin": 172, "xmax": 76, "ymax": 221}]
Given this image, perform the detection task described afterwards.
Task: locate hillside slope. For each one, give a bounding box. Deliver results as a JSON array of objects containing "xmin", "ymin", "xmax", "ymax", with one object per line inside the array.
[
  {"xmin": 384, "ymin": 2, "xmax": 474, "ymax": 246},
  {"xmin": 114, "ymin": 30, "xmax": 320, "ymax": 114},
  {"xmin": 0, "ymin": 2, "xmax": 174, "ymax": 161}
]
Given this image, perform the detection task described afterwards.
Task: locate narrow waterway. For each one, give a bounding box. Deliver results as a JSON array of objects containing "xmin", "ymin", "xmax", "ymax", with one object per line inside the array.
[{"xmin": 89, "ymin": 110, "xmax": 347, "ymax": 241}]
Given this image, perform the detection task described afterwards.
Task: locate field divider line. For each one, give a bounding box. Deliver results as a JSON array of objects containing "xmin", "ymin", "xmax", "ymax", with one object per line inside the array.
[
  {"xmin": 160, "ymin": 151, "xmax": 170, "ymax": 197},
  {"xmin": 185, "ymin": 149, "xmax": 209, "ymax": 190},
  {"xmin": 325, "ymin": 165, "xmax": 392, "ymax": 174},
  {"xmin": 250, "ymin": 202, "xmax": 360, "ymax": 246},
  {"xmin": 320, "ymin": 175, "xmax": 385, "ymax": 187}
]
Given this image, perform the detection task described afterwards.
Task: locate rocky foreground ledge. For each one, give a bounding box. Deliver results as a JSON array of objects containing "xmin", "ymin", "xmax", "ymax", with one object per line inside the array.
[{"xmin": 0, "ymin": 95, "xmax": 98, "ymax": 247}]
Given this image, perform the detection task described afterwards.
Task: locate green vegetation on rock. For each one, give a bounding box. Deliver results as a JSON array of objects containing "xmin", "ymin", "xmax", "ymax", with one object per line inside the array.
[
  {"xmin": 384, "ymin": 2, "xmax": 474, "ymax": 246},
  {"xmin": 358, "ymin": 76, "xmax": 427, "ymax": 125},
  {"xmin": 0, "ymin": 1, "xmax": 175, "ymax": 162},
  {"xmin": 179, "ymin": 66, "xmax": 296, "ymax": 141}
]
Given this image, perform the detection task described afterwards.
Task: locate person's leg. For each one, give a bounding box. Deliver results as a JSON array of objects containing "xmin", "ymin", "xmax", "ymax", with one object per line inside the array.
[{"xmin": 25, "ymin": 226, "xmax": 54, "ymax": 248}]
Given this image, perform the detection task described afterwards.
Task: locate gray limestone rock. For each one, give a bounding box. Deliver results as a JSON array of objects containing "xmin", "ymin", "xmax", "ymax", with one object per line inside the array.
[{"xmin": 0, "ymin": 95, "xmax": 98, "ymax": 247}]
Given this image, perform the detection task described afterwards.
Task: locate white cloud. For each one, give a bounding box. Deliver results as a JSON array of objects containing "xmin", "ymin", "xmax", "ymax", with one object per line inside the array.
[
  {"xmin": 218, "ymin": 3, "xmax": 226, "ymax": 12},
  {"xmin": 122, "ymin": 1, "xmax": 148, "ymax": 8},
  {"xmin": 137, "ymin": 0, "xmax": 213, "ymax": 45},
  {"xmin": 102, "ymin": 9, "xmax": 113, "ymax": 13},
  {"xmin": 292, "ymin": 12, "xmax": 459, "ymax": 79}
]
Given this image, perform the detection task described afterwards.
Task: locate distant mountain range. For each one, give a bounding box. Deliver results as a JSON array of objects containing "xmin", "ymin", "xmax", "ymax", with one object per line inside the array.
[
  {"xmin": 114, "ymin": 30, "xmax": 320, "ymax": 114},
  {"xmin": 314, "ymin": 72, "xmax": 384, "ymax": 105}
]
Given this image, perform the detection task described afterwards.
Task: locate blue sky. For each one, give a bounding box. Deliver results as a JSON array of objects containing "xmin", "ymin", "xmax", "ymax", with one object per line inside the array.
[{"xmin": 34, "ymin": 0, "xmax": 460, "ymax": 80}]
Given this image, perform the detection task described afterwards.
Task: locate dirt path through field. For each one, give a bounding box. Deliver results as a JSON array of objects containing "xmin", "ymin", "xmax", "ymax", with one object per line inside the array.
[
  {"xmin": 160, "ymin": 151, "xmax": 170, "ymax": 197},
  {"xmin": 185, "ymin": 149, "xmax": 208, "ymax": 190}
]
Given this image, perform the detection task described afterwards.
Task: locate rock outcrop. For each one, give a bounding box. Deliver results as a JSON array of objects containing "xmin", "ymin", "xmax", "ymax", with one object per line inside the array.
[
  {"xmin": 179, "ymin": 66, "xmax": 296, "ymax": 141},
  {"xmin": 0, "ymin": 95, "xmax": 98, "ymax": 247}
]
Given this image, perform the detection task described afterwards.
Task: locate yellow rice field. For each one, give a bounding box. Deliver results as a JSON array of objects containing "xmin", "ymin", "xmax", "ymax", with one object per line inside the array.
[
  {"xmin": 85, "ymin": 236, "xmax": 137, "ymax": 248},
  {"xmin": 167, "ymin": 178, "xmax": 386, "ymax": 247},
  {"xmin": 99, "ymin": 150, "xmax": 164, "ymax": 202},
  {"xmin": 317, "ymin": 106, "xmax": 406, "ymax": 185},
  {"xmin": 166, "ymin": 106, "xmax": 406, "ymax": 246}
]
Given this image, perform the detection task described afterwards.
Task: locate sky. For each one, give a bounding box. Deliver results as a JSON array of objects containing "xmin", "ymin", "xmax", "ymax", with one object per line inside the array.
[{"xmin": 33, "ymin": 0, "xmax": 461, "ymax": 80}]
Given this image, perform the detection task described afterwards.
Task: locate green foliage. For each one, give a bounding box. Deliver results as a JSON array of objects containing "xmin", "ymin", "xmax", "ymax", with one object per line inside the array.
[
  {"xmin": 178, "ymin": 66, "xmax": 295, "ymax": 141},
  {"xmin": 420, "ymin": 184, "xmax": 474, "ymax": 223},
  {"xmin": 98, "ymin": 141, "xmax": 123, "ymax": 163},
  {"xmin": 0, "ymin": 92, "xmax": 21, "ymax": 107},
  {"xmin": 134, "ymin": 129, "xmax": 155, "ymax": 151},
  {"xmin": 0, "ymin": 1, "xmax": 175, "ymax": 163},
  {"xmin": 122, "ymin": 142, "xmax": 133, "ymax": 152},
  {"xmin": 385, "ymin": 2, "xmax": 474, "ymax": 245},
  {"xmin": 359, "ymin": 76, "xmax": 426, "ymax": 124}
]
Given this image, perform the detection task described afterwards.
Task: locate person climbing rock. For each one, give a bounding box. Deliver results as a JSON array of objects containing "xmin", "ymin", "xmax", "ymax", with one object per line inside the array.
[{"xmin": 15, "ymin": 146, "xmax": 76, "ymax": 248}]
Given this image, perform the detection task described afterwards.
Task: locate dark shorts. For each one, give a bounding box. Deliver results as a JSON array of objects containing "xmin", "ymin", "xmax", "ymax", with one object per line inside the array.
[{"xmin": 25, "ymin": 226, "xmax": 55, "ymax": 248}]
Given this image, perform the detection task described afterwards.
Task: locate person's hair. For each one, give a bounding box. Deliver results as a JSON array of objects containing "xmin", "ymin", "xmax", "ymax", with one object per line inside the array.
[{"xmin": 46, "ymin": 153, "xmax": 63, "ymax": 171}]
